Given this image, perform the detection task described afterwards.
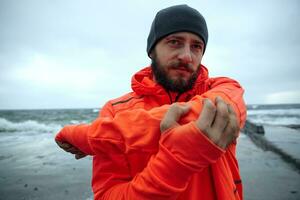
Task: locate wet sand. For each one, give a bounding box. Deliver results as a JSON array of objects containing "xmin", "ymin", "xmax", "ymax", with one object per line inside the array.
[
  {"xmin": 237, "ymin": 133, "xmax": 300, "ymax": 200},
  {"xmin": 0, "ymin": 134, "xmax": 93, "ymax": 200},
  {"xmin": 0, "ymin": 132, "xmax": 299, "ymax": 200}
]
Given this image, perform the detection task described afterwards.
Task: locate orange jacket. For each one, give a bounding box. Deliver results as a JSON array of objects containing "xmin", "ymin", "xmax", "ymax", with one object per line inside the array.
[{"xmin": 56, "ymin": 66, "xmax": 246, "ymax": 200}]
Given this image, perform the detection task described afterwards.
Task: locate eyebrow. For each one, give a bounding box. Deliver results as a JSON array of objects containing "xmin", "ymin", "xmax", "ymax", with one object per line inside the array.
[{"xmin": 165, "ymin": 35, "xmax": 204, "ymax": 45}]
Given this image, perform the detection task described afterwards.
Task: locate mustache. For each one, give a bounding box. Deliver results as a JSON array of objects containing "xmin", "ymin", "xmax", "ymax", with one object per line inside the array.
[{"xmin": 169, "ymin": 62, "xmax": 194, "ymax": 72}]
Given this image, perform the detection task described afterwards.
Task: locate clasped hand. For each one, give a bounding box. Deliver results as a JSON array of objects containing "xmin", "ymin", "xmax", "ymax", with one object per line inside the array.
[
  {"xmin": 160, "ymin": 96, "xmax": 239, "ymax": 149},
  {"xmin": 55, "ymin": 96, "xmax": 239, "ymax": 159}
]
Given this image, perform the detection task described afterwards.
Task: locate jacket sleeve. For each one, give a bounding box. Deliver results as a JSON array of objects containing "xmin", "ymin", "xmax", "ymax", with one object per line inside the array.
[
  {"xmin": 55, "ymin": 101, "xmax": 115, "ymax": 155},
  {"xmin": 203, "ymin": 77, "xmax": 247, "ymax": 128},
  {"xmin": 90, "ymin": 77, "xmax": 246, "ymax": 199},
  {"xmin": 55, "ymin": 77, "xmax": 246, "ymax": 199},
  {"xmin": 55, "ymin": 77, "xmax": 246, "ymax": 155},
  {"xmin": 55, "ymin": 124, "xmax": 94, "ymax": 155},
  {"xmin": 91, "ymin": 114, "xmax": 225, "ymax": 200}
]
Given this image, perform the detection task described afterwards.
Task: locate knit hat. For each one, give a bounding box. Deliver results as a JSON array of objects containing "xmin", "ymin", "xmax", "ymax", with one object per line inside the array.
[{"xmin": 147, "ymin": 4, "xmax": 208, "ymax": 56}]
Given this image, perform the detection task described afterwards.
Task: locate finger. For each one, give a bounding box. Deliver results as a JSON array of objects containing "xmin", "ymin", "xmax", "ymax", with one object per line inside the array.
[
  {"xmin": 180, "ymin": 104, "xmax": 191, "ymax": 115},
  {"xmin": 56, "ymin": 142, "xmax": 78, "ymax": 154},
  {"xmin": 226, "ymin": 104, "xmax": 239, "ymax": 137},
  {"xmin": 228, "ymin": 104, "xmax": 236, "ymax": 117},
  {"xmin": 218, "ymin": 105, "xmax": 239, "ymax": 148},
  {"xmin": 160, "ymin": 103, "xmax": 191, "ymax": 132},
  {"xmin": 56, "ymin": 140, "xmax": 72, "ymax": 150},
  {"xmin": 195, "ymin": 98, "xmax": 216, "ymax": 132},
  {"xmin": 65, "ymin": 147, "xmax": 82, "ymax": 154},
  {"xmin": 75, "ymin": 153, "xmax": 87, "ymax": 160},
  {"xmin": 168, "ymin": 103, "xmax": 191, "ymax": 122},
  {"xmin": 211, "ymin": 96, "xmax": 229, "ymax": 132}
]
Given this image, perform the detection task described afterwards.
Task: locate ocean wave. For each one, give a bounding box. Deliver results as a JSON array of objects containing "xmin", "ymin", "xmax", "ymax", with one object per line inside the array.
[
  {"xmin": 247, "ymin": 108, "xmax": 300, "ymax": 116},
  {"xmin": 92, "ymin": 108, "xmax": 100, "ymax": 113},
  {"xmin": 0, "ymin": 118, "xmax": 61, "ymax": 134},
  {"xmin": 248, "ymin": 116, "xmax": 300, "ymax": 126},
  {"xmin": 247, "ymin": 108, "xmax": 300, "ymax": 126},
  {"xmin": 70, "ymin": 120, "xmax": 80, "ymax": 124}
]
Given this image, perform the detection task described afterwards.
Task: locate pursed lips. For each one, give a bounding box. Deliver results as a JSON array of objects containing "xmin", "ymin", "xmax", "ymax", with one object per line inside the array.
[{"xmin": 170, "ymin": 66, "xmax": 192, "ymax": 74}]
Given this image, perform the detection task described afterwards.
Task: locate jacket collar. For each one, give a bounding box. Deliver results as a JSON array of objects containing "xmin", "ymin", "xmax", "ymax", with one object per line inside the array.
[{"xmin": 131, "ymin": 65, "xmax": 209, "ymax": 103}]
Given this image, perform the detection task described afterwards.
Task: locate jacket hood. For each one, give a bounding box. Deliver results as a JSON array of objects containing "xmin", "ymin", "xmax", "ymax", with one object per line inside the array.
[{"xmin": 131, "ymin": 65, "xmax": 209, "ymax": 97}]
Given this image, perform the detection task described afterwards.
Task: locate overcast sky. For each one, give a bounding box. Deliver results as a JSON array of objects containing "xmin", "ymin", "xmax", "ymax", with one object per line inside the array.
[{"xmin": 1, "ymin": 0, "xmax": 300, "ymax": 109}]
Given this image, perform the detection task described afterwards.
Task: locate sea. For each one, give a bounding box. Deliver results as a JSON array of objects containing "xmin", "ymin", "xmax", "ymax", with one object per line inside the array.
[
  {"xmin": 0, "ymin": 108, "xmax": 100, "ymax": 200},
  {"xmin": 0, "ymin": 108, "xmax": 100, "ymax": 138},
  {"xmin": 0, "ymin": 104, "xmax": 300, "ymax": 137},
  {"xmin": 247, "ymin": 104, "xmax": 300, "ymax": 128},
  {"xmin": 0, "ymin": 104, "xmax": 299, "ymax": 200}
]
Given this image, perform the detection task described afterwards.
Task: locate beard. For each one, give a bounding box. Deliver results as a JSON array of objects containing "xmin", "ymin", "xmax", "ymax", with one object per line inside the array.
[{"xmin": 151, "ymin": 54, "xmax": 201, "ymax": 93}]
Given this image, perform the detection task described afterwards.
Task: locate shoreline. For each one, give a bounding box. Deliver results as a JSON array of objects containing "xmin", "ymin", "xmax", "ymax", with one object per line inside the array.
[
  {"xmin": 244, "ymin": 123, "xmax": 300, "ymax": 173},
  {"xmin": 284, "ymin": 124, "xmax": 300, "ymax": 130},
  {"xmin": 0, "ymin": 126, "xmax": 299, "ymax": 199},
  {"xmin": 0, "ymin": 133, "xmax": 93, "ymax": 200}
]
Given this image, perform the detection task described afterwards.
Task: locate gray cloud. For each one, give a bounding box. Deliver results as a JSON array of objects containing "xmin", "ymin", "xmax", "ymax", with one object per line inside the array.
[{"xmin": 1, "ymin": 0, "xmax": 300, "ymax": 109}]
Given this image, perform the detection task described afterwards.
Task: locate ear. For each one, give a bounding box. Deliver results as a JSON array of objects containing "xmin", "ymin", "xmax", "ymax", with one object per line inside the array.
[
  {"xmin": 149, "ymin": 48, "xmax": 156, "ymax": 59},
  {"xmin": 149, "ymin": 51, "xmax": 153, "ymax": 59}
]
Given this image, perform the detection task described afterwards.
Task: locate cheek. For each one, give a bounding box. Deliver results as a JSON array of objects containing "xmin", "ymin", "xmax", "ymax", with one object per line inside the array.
[
  {"xmin": 155, "ymin": 53, "xmax": 169, "ymax": 66},
  {"xmin": 193, "ymin": 56, "xmax": 202, "ymax": 68},
  {"xmin": 192, "ymin": 64, "xmax": 200, "ymax": 72}
]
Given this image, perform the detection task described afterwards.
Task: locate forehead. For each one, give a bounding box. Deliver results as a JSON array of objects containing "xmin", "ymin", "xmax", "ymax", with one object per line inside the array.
[{"xmin": 164, "ymin": 32, "xmax": 203, "ymax": 43}]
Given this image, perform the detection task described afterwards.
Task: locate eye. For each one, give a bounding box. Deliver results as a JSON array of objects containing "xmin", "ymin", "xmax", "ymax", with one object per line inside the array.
[
  {"xmin": 192, "ymin": 44, "xmax": 203, "ymax": 50},
  {"xmin": 167, "ymin": 39, "xmax": 181, "ymax": 47}
]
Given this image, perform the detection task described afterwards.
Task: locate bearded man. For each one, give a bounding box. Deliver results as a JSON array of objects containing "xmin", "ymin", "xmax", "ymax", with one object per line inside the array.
[{"xmin": 55, "ymin": 4, "xmax": 246, "ymax": 200}]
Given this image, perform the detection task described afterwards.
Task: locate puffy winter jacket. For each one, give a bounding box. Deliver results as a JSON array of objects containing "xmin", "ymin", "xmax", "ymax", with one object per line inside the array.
[{"xmin": 56, "ymin": 65, "xmax": 247, "ymax": 200}]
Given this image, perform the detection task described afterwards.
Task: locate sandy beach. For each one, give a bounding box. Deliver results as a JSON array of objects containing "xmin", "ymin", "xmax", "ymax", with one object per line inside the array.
[
  {"xmin": 0, "ymin": 133, "xmax": 93, "ymax": 200},
  {"xmin": 0, "ymin": 131, "xmax": 300, "ymax": 200},
  {"xmin": 237, "ymin": 132, "xmax": 300, "ymax": 200}
]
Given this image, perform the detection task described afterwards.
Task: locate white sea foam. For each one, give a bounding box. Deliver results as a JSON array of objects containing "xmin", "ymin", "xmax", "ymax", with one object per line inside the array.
[
  {"xmin": 92, "ymin": 108, "xmax": 99, "ymax": 113},
  {"xmin": 248, "ymin": 116, "xmax": 300, "ymax": 126},
  {"xmin": 247, "ymin": 108, "xmax": 300, "ymax": 116},
  {"xmin": 70, "ymin": 120, "xmax": 80, "ymax": 124},
  {"xmin": 0, "ymin": 118, "xmax": 61, "ymax": 134},
  {"xmin": 247, "ymin": 107, "xmax": 300, "ymax": 126}
]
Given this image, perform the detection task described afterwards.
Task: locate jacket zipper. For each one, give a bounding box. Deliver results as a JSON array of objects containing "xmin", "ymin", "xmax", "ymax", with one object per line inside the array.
[{"xmin": 167, "ymin": 91, "xmax": 182, "ymax": 104}]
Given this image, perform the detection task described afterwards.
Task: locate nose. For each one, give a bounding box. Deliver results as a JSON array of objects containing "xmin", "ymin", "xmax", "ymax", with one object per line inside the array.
[{"xmin": 177, "ymin": 45, "xmax": 192, "ymax": 63}]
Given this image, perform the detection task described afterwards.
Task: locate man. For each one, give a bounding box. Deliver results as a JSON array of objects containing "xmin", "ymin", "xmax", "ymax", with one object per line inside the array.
[{"xmin": 55, "ymin": 4, "xmax": 246, "ymax": 200}]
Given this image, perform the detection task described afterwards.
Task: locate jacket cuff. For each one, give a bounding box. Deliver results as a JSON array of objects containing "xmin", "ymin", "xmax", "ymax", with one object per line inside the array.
[
  {"xmin": 160, "ymin": 121, "xmax": 225, "ymax": 171},
  {"xmin": 146, "ymin": 144, "xmax": 194, "ymax": 191},
  {"xmin": 146, "ymin": 122, "xmax": 224, "ymax": 190},
  {"xmin": 65, "ymin": 125, "xmax": 95, "ymax": 155}
]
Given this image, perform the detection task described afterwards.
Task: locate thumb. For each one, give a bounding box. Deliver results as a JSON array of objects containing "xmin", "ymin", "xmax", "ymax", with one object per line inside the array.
[
  {"xmin": 175, "ymin": 104, "xmax": 191, "ymax": 119},
  {"xmin": 160, "ymin": 103, "xmax": 191, "ymax": 132}
]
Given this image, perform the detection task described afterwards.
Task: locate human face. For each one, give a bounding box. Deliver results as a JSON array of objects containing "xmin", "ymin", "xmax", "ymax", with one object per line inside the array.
[{"xmin": 150, "ymin": 32, "xmax": 204, "ymax": 93}]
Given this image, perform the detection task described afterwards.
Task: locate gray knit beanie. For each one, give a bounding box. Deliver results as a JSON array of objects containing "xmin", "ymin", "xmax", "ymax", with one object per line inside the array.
[{"xmin": 147, "ymin": 4, "xmax": 208, "ymax": 56}]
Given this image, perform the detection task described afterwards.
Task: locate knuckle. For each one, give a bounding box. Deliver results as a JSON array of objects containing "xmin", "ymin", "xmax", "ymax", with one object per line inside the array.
[
  {"xmin": 226, "ymin": 122, "xmax": 234, "ymax": 131},
  {"xmin": 168, "ymin": 103, "xmax": 180, "ymax": 114},
  {"xmin": 201, "ymin": 123, "xmax": 209, "ymax": 131},
  {"xmin": 197, "ymin": 121, "xmax": 210, "ymax": 133},
  {"xmin": 171, "ymin": 102, "xmax": 179, "ymax": 109},
  {"xmin": 228, "ymin": 106, "xmax": 237, "ymax": 118},
  {"xmin": 233, "ymin": 121, "xmax": 239, "ymax": 130},
  {"xmin": 228, "ymin": 123, "xmax": 239, "ymax": 137},
  {"xmin": 174, "ymin": 104, "xmax": 183, "ymax": 113},
  {"xmin": 217, "ymin": 98, "xmax": 227, "ymax": 107},
  {"xmin": 160, "ymin": 123, "xmax": 167, "ymax": 132},
  {"xmin": 204, "ymin": 100, "xmax": 216, "ymax": 112},
  {"xmin": 230, "ymin": 118, "xmax": 239, "ymax": 130},
  {"xmin": 160, "ymin": 120, "xmax": 171, "ymax": 132},
  {"xmin": 219, "ymin": 110, "xmax": 229, "ymax": 119},
  {"xmin": 217, "ymin": 106, "xmax": 229, "ymax": 120}
]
